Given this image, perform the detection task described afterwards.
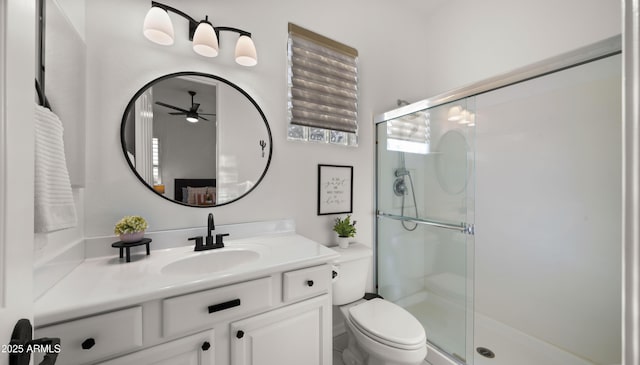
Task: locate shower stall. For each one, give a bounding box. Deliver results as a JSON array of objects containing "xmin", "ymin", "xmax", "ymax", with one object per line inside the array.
[{"xmin": 375, "ymin": 36, "xmax": 622, "ymax": 365}]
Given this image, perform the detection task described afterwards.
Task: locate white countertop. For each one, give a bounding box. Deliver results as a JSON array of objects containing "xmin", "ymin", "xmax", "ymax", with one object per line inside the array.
[{"xmin": 35, "ymin": 232, "xmax": 339, "ymax": 326}]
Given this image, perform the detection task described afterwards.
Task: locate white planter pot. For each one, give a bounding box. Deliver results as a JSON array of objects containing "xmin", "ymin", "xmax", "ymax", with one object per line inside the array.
[{"xmin": 338, "ymin": 236, "xmax": 350, "ymax": 249}]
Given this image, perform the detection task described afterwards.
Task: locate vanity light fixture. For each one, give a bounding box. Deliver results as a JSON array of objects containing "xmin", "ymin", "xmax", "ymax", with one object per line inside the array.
[{"xmin": 142, "ymin": 1, "xmax": 258, "ymax": 66}]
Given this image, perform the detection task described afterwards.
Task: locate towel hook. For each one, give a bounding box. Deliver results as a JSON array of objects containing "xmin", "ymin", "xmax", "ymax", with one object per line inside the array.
[{"xmin": 35, "ymin": 79, "xmax": 51, "ymax": 110}]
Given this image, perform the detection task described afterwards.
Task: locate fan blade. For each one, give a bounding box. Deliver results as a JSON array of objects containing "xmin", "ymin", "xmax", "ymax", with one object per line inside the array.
[
  {"xmin": 156, "ymin": 101, "xmax": 189, "ymax": 113},
  {"xmin": 198, "ymin": 113, "xmax": 216, "ymax": 116},
  {"xmin": 199, "ymin": 115, "xmax": 210, "ymax": 121},
  {"xmin": 169, "ymin": 112, "xmax": 187, "ymax": 115},
  {"xmin": 190, "ymin": 103, "xmax": 200, "ymax": 113}
]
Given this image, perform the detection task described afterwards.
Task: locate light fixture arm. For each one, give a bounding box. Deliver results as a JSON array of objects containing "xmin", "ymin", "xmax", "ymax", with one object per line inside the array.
[
  {"xmin": 150, "ymin": 1, "xmax": 252, "ymax": 42},
  {"xmin": 150, "ymin": 1, "xmax": 198, "ymax": 39},
  {"xmin": 215, "ymin": 27, "xmax": 251, "ymax": 39}
]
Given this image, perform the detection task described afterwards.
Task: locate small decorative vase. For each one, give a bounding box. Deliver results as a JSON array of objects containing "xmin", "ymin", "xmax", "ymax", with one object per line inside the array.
[
  {"xmin": 338, "ymin": 236, "xmax": 350, "ymax": 249},
  {"xmin": 120, "ymin": 231, "xmax": 145, "ymax": 243}
]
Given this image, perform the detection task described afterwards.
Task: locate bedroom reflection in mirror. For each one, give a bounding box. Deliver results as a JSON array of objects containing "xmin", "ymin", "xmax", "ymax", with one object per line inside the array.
[{"xmin": 121, "ymin": 72, "xmax": 272, "ymax": 207}]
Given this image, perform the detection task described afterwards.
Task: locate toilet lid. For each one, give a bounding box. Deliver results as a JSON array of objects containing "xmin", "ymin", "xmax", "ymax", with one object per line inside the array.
[{"xmin": 348, "ymin": 298, "xmax": 426, "ymax": 350}]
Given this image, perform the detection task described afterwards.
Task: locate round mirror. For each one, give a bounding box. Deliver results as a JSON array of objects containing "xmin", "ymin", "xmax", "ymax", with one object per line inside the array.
[
  {"xmin": 435, "ymin": 129, "xmax": 469, "ymax": 195},
  {"xmin": 121, "ymin": 72, "xmax": 272, "ymax": 207}
]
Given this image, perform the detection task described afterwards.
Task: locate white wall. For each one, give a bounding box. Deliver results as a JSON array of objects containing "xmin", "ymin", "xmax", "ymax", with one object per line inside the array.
[
  {"xmin": 217, "ymin": 82, "xmax": 269, "ymax": 203},
  {"xmin": 34, "ymin": 0, "xmax": 85, "ymax": 277},
  {"xmin": 82, "ymin": 0, "xmax": 434, "ymax": 246},
  {"xmin": 52, "ymin": 0, "xmax": 85, "ymax": 40},
  {"xmin": 417, "ymin": 0, "xmax": 621, "ymax": 98},
  {"xmin": 0, "ymin": 0, "xmax": 36, "ymax": 353},
  {"xmin": 78, "ymin": 0, "xmax": 619, "ymax": 253}
]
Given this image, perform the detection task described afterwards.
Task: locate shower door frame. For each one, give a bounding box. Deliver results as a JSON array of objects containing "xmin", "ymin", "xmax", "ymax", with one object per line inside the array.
[
  {"xmin": 373, "ymin": 33, "xmax": 621, "ymax": 292},
  {"xmin": 373, "ymin": 35, "xmax": 622, "ymax": 365},
  {"xmin": 622, "ymin": 1, "xmax": 640, "ymax": 364}
]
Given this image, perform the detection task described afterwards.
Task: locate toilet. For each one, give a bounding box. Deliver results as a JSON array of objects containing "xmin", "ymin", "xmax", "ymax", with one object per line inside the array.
[{"xmin": 332, "ymin": 243, "xmax": 427, "ymax": 365}]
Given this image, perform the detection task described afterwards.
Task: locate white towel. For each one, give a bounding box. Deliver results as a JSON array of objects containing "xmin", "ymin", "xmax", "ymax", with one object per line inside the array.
[{"xmin": 34, "ymin": 104, "xmax": 78, "ymax": 233}]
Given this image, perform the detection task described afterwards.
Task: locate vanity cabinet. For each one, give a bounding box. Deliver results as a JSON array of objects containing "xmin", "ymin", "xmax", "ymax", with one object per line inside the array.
[
  {"xmin": 34, "ymin": 263, "xmax": 333, "ymax": 365},
  {"xmin": 230, "ymin": 294, "xmax": 331, "ymax": 365}
]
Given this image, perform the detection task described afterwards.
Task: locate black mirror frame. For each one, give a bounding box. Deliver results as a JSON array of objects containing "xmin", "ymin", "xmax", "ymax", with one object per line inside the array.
[{"xmin": 120, "ymin": 71, "xmax": 273, "ymax": 208}]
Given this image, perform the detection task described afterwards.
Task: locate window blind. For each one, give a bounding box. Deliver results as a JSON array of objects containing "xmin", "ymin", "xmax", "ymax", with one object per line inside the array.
[{"xmin": 287, "ymin": 23, "xmax": 358, "ymax": 134}]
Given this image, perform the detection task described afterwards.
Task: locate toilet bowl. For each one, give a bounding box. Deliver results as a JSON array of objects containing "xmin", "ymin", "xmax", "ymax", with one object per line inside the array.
[{"xmin": 332, "ymin": 243, "xmax": 427, "ymax": 365}]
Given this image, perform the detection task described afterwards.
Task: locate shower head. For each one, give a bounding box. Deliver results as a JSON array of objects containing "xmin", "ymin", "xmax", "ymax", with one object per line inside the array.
[{"xmin": 395, "ymin": 168, "xmax": 410, "ymax": 177}]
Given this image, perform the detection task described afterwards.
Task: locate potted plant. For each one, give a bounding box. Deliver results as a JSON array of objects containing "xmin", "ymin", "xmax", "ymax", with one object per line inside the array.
[
  {"xmin": 333, "ymin": 215, "xmax": 356, "ymax": 249},
  {"xmin": 114, "ymin": 215, "xmax": 148, "ymax": 243}
]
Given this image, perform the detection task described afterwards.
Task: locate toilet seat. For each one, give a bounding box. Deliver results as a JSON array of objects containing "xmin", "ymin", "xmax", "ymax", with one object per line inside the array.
[{"xmin": 348, "ymin": 298, "xmax": 426, "ymax": 351}]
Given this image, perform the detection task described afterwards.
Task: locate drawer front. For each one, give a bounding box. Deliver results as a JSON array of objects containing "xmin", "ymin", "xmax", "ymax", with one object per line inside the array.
[
  {"xmin": 97, "ymin": 329, "xmax": 215, "ymax": 365},
  {"xmin": 283, "ymin": 264, "xmax": 331, "ymax": 302},
  {"xmin": 163, "ymin": 277, "xmax": 273, "ymax": 337},
  {"xmin": 34, "ymin": 306, "xmax": 143, "ymax": 365}
]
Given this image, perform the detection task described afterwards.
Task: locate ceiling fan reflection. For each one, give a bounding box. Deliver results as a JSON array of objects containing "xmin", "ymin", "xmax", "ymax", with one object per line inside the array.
[{"xmin": 156, "ymin": 90, "xmax": 216, "ymax": 123}]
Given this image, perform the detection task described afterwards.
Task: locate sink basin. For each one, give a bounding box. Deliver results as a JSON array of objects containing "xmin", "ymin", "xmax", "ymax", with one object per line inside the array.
[{"xmin": 161, "ymin": 247, "xmax": 261, "ymax": 275}]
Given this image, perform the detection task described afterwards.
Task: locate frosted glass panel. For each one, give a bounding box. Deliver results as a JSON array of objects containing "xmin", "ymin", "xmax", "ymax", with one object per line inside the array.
[
  {"xmin": 376, "ymin": 51, "xmax": 620, "ymax": 365},
  {"xmin": 376, "ymin": 99, "xmax": 475, "ymax": 362},
  {"xmin": 377, "ymin": 100, "xmax": 475, "ymax": 225},
  {"xmin": 473, "ymin": 53, "xmax": 621, "ymax": 365},
  {"xmin": 377, "ymin": 218, "xmax": 470, "ymax": 361}
]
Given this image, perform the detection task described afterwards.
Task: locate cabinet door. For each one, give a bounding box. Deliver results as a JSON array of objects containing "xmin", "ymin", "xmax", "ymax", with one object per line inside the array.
[
  {"xmin": 230, "ymin": 294, "xmax": 331, "ymax": 365},
  {"xmin": 97, "ymin": 330, "xmax": 215, "ymax": 365}
]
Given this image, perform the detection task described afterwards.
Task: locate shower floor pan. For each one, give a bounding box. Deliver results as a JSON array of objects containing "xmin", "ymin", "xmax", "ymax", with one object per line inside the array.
[{"xmin": 396, "ymin": 290, "xmax": 596, "ymax": 365}]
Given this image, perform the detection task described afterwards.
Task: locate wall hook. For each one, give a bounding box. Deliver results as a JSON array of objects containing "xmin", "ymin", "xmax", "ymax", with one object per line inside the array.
[{"xmin": 259, "ymin": 140, "xmax": 266, "ymax": 157}]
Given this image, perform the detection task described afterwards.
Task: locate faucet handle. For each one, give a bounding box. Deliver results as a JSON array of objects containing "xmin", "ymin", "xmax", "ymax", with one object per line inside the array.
[
  {"xmin": 215, "ymin": 233, "xmax": 229, "ymax": 246},
  {"xmin": 189, "ymin": 236, "xmax": 204, "ymax": 251}
]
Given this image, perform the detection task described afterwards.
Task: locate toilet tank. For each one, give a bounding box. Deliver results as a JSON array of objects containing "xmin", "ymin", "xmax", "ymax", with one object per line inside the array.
[{"xmin": 331, "ymin": 243, "xmax": 373, "ymax": 305}]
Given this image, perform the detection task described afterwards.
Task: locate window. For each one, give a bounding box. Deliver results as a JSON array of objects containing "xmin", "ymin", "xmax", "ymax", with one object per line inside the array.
[
  {"xmin": 287, "ymin": 23, "xmax": 358, "ymax": 146},
  {"xmin": 152, "ymin": 137, "xmax": 161, "ymax": 185},
  {"xmin": 386, "ymin": 111, "xmax": 431, "ymax": 155}
]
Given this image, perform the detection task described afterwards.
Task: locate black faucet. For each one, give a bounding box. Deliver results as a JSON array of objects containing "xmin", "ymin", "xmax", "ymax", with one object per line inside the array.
[
  {"xmin": 188, "ymin": 213, "xmax": 229, "ymax": 251},
  {"xmin": 206, "ymin": 213, "xmax": 215, "ymax": 246}
]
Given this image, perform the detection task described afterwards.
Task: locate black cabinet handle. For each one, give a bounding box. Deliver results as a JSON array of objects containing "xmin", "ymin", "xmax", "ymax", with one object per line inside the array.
[
  {"xmin": 201, "ymin": 341, "xmax": 211, "ymax": 351},
  {"xmin": 81, "ymin": 338, "xmax": 95, "ymax": 350},
  {"xmin": 208, "ymin": 298, "xmax": 241, "ymax": 314},
  {"xmin": 236, "ymin": 330, "xmax": 244, "ymax": 339},
  {"xmin": 306, "ymin": 280, "xmax": 314, "ymax": 287}
]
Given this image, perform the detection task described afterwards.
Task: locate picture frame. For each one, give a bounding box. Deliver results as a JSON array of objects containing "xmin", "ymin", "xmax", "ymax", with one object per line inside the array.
[{"xmin": 317, "ymin": 164, "xmax": 353, "ymax": 215}]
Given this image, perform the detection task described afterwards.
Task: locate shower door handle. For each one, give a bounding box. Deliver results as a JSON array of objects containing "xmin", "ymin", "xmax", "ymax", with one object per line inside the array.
[{"xmin": 377, "ymin": 211, "xmax": 475, "ymax": 235}]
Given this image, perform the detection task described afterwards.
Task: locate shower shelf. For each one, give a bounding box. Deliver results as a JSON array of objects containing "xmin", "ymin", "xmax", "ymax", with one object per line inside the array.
[{"xmin": 377, "ymin": 211, "xmax": 474, "ymax": 235}]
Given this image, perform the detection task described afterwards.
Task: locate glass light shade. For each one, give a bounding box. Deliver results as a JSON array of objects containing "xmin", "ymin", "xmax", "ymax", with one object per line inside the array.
[
  {"xmin": 143, "ymin": 7, "xmax": 175, "ymax": 46},
  {"xmin": 192, "ymin": 21, "xmax": 219, "ymax": 57},
  {"xmin": 468, "ymin": 115, "xmax": 476, "ymax": 127},
  {"xmin": 235, "ymin": 35, "xmax": 258, "ymax": 67},
  {"xmin": 447, "ymin": 105, "xmax": 463, "ymax": 121},
  {"xmin": 464, "ymin": 112, "xmax": 475, "ymax": 125},
  {"xmin": 186, "ymin": 113, "xmax": 199, "ymax": 123},
  {"xmin": 459, "ymin": 110, "xmax": 470, "ymax": 124}
]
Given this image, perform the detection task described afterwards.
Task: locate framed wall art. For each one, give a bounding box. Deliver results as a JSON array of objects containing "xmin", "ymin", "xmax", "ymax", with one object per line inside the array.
[{"xmin": 317, "ymin": 164, "xmax": 353, "ymax": 215}]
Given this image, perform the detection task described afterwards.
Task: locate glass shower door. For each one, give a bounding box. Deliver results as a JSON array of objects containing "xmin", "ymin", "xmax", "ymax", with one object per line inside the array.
[{"xmin": 376, "ymin": 98, "xmax": 475, "ymax": 363}]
